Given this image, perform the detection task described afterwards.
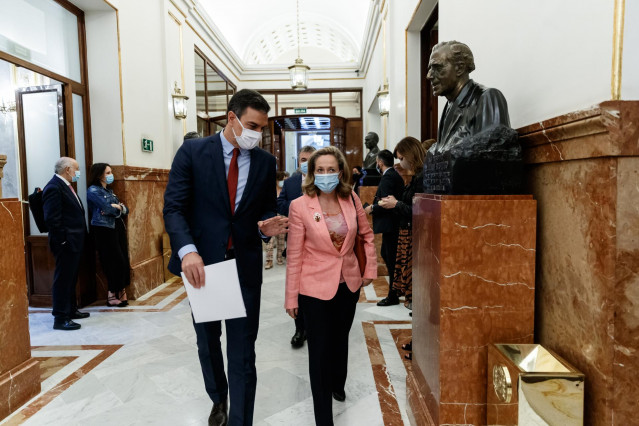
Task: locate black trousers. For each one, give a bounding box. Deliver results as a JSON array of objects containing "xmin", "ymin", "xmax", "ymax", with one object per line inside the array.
[
  {"xmin": 51, "ymin": 241, "xmax": 84, "ymax": 320},
  {"xmin": 294, "ymin": 305, "xmax": 305, "ymax": 331},
  {"xmin": 191, "ymin": 254, "xmax": 262, "ymax": 426},
  {"xmin": 381, "ymin": 230, "xmax": 399, "ymax": 296},
  {"xmin": 300, "ymin": 283, "xmax": 361, "ymax": 426},
  {"xmin": 91, "ymin": 220, "xmax": 130, "ymax": 293}
]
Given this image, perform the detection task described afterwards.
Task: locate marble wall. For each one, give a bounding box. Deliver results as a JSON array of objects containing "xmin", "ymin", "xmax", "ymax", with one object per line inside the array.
[
  {"xmin": 0, "ymin": 199, "xmax": 40, "ymax": 420},
  {"xmin": 109, "ymin": 166, "xmax": 169, "ymax": 299},
  {"xmin": 519, "ymin": 100, "xmax": 639, "ymax": 425},
  {"xmin": 409, "ymin": 194, "xmax": 536, "ymax": 424}
]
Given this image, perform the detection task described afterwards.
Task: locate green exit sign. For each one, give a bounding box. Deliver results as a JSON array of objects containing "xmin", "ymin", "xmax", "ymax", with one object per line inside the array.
[
  {"xmin": 294, "ymin": 108, "xmax": 307, "ymax": 114},
  {"xmin": 142, "ymin": 138, "xmax": 154, "ymax": 152}
]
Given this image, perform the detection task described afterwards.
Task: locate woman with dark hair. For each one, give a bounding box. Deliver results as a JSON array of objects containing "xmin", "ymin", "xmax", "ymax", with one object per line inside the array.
[
  {"xmin": 285, "ymin": 146, "xmax": 377, "ymax": 425},
  {"xmin": 378, "ymin": 136, "xmax": 426, "ymax": 359},
  {"xmin": 87, "ymin": 163, "xmax": 130, "ymax": 307}
]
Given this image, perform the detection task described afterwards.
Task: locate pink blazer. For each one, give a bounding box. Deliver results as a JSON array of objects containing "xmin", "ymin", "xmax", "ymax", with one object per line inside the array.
[{"xmin": 285, "ymin": 191, "xmax": 377, "ymax": 309}]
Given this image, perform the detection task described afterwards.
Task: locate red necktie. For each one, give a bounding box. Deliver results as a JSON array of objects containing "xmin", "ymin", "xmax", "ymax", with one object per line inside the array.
[{"xmin": 227, "ymin": 148, "xmax": 239, "ymax": 249}]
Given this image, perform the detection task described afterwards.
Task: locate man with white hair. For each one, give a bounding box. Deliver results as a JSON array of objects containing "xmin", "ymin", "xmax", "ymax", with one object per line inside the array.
[{"xmin": 42, "ymin": 157, "xmax": 90, "ymax": 330}]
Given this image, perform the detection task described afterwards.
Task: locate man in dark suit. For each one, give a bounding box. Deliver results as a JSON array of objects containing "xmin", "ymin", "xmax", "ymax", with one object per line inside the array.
[
  {"xmin": 277, "ymin": 145, "xmax": 315, "ymax": 348},
  {"xmin": 364, "ymin": 149, "xmax": 405, "ymax": 306},
  {"xmin": 42, "ymin": 157, "xmax": 90, "ymax": 330},
  {"xmin": 164, "ymin": 89, "xmax": 287, "ymax": 426}
]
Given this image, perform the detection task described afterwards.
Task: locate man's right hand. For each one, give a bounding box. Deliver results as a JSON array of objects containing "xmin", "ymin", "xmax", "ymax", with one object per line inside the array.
[{"xmin": 182, "ymin": 252, "xmax": 205, "ymax": 288}]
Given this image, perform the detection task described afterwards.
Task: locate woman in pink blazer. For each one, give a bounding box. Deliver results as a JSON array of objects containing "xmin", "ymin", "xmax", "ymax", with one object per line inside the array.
[{"xmin": 285, "ymin": 146, "xmax": 377, "ymax": 425}]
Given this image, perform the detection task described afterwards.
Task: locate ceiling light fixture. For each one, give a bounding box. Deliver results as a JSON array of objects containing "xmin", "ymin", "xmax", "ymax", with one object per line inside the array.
[{"xmin": 288, "ymin": 0, "xmax": 310, "ymax": 91}]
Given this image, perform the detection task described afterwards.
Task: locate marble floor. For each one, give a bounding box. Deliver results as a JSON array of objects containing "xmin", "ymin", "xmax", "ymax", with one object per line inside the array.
[{"xmin": 3, "ymin": 264, "xmax": 414, "ymax": 426}]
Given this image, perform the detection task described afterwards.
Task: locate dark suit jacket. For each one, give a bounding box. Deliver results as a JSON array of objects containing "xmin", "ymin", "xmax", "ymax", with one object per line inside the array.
[
  {"xmin": 371, "ymin": 167, "xmax": 404, "ymax": 234},
  {"xmin": 277, "ymin": 171, "xmax": 303, "ymax": 216},
  {"xmin": 42, "ymin": 175, "xmax": 87, "ymax": 253},
  {"xmin": 163, "ymin": 132, "xmax": 277, "ymax": 287}
]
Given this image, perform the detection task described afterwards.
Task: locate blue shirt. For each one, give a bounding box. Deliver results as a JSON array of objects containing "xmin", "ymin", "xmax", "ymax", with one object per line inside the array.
[{"xmin": 178, "ymin": 130, "xmax": 252, "ymax": 260}]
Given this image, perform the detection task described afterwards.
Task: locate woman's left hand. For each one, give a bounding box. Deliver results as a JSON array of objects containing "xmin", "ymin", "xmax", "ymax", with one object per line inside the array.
[
  {"xmin": 378, "ymin": 196, "xmax": 397, "ymax": 209},
  {"xmin": 362, "ymin": 278, "xmax": 373, "ymax": 286},
  {"xmin": 286, "ymin": 308, "xmax": 298, "ymax": 319}
]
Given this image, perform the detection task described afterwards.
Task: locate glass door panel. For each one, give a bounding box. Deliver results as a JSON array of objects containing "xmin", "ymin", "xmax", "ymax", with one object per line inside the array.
[{"xmin": 19, "ymin": 85, "xmax": 64, "ymax": 235}]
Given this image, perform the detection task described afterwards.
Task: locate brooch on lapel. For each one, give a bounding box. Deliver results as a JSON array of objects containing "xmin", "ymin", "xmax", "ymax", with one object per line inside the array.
[{"xmin": 313, "ymin": 212, "xmax": 321, "ymax": 222}]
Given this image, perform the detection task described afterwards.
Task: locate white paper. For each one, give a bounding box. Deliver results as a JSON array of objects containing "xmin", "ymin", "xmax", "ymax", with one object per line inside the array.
[{"xmin": 181, "ymin": 259, "xmax": 246, "ymax": 323}]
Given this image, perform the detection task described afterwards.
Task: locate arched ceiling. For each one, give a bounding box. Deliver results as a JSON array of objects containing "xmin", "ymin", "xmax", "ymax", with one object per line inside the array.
[{"xmin": 199, "ymin": 0, "xmax": 371, "ymax": 66}]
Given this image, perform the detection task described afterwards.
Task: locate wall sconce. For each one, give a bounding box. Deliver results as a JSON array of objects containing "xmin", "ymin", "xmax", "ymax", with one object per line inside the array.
[
  {"xmin": 377, "ymin": 79, "xmax": 390, "ymax": 116},
  {"xmin": 171, "ymin": 81, "xmax": 188, "ymax": 119},
  {"xmin": 0, "ymin": 99, "xmax": 16, "ymax": 115}
]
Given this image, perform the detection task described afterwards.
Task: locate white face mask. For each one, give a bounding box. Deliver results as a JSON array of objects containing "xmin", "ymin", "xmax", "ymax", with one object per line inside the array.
[
  {"xmin": 400, "ymin": 158, "xmax": 410, "ymax": 170},
  {"xmin": 232, "ymin": 116, "xmax": 262, "ymax": 150}
]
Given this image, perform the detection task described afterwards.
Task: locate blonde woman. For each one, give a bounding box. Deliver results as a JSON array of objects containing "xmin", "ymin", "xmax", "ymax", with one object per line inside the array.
[{"xmin": 285, "ymin": 146, "xmax": 376, "ymax": 425}]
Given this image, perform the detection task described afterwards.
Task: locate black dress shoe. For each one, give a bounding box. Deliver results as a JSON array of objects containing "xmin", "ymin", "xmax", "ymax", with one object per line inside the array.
[
  {"xmin": 377, "ymin": 296, "xmax": 399, "ymax": 306},
  {"xmin": 290, "ymin": 330, "xmax": 306, "ymax": 348},
  {"xmin": 71, "ymin": 310, "xmax": 90, "ymax": 319},
  {"xmin": 53, "ymin": 320, "xmax": 81, "ymax": 331},
  {"xmin": 208, "ymin": 400, "xmax": 228, "ymax": 426},
  {"xmin": 332, "ymin": 390, "xmax": 346, "ymax": 402}
]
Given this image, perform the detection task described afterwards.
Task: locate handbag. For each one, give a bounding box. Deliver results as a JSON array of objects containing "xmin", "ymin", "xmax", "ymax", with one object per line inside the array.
[{"xmin": 350, "ymin": 194, "xmax": 367, "ymax": 275}]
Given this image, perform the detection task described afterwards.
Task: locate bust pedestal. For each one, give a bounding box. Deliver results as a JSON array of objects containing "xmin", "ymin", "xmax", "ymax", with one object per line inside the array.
[
  {"xmin": 407, "ymin": 194, "xmax": 536, "ymax": 425},
  {"xmin": 0, "ymin": 199, "xmax": 40, "ymax": 420}
]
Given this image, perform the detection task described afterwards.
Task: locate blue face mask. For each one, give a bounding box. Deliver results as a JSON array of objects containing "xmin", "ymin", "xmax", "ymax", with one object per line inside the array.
[
  {"xmin": 300, "ymin": 161, "xmax": 308, "ymax": 175},
  {"xmin": 314, "ymin": 173, "xmax": 340, "ymax": 193},
  {"xmin": 72, "ymin": 170, "xmax": 81, "ymax": 183},
  {"xmin": 106, "ymin": 174, "xmax": 114, "ymax": 185}
]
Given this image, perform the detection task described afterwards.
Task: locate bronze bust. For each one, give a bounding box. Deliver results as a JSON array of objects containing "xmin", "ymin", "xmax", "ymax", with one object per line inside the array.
[
  {"xmin": 424, "ymin": 41, "xmax": 522, "ymax": 194},
  {"xmin": 362, "ymin": 132, "xmax": 380, "ymax": 169}
]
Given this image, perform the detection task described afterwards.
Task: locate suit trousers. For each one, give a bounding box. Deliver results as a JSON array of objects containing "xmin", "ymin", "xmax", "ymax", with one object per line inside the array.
[
  {"xmin": 51, "ymin": 241, "xmax": 84, "ymax": 320},
  {"xmin": 91, "ymin": 220, "xmax": 130, "ymax": 293},
  {"xmin": 191, "ymin": 266, "xmax": 262, "ymax": 426},
  {"xmin": 381, "ymin": 230, "xmax": 399, "ymax": 296},
  {"xmin": 299, "ymin": 282, "xmax": 361, "ymax": 426}
]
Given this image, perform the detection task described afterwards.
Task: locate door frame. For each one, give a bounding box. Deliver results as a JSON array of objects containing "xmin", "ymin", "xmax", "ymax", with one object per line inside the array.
[
  {"xmin": 0, "ymin": 0, "xmax": 94, "ymax": 306},
  {"xmin": 420, "ymin": 5, "xmax": 439, "ymax": 142}
]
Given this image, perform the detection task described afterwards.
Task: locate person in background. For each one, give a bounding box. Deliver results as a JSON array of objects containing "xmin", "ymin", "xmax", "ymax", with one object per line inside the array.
[
  {"xmin": 87, "ymin": 163, "xmax": 130, "ymax": 307},
  {"xmin": 264, "ymin": 170, "xmax": 290, "ymax": 269},
  {"xmin": 42, "ymin": 157, "xmax": 90, "ymax": 331},
  {"xmin": 364, "ymin": 149, "xmax": 405, "ymax": 306},
  {"xmin": 421, "ymin": 138, "xmax": 436, "ymax": 153},
  {"xmin": 285, "ymin": 146, "xmax": 376, "ymax": 426},
  {"xmin": 277, "ymin": 145, "xmax": 316, "ymax": 348},
  {"xmin": 184, "ymin": 131, "xmax": 201, "ymax": 140},
  {"xmin": 378, "ymin": 136, "xmax": 426, "ymax": 360},
  {"xmin": 351, "ymin": 165, "xmax": 363, "ymax": 195}
]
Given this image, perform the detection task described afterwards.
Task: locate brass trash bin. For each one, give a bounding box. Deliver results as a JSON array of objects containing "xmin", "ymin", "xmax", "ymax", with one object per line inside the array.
[{"xmin": 487, "ymin": 343, "xmax": 584, "ymax": 425}]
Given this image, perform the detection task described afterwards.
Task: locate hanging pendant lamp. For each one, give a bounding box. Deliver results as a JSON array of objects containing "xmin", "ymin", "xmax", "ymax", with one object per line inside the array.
[{"xmin": 288, "ymin": 0, "xmax": 310, "ymax": 90}]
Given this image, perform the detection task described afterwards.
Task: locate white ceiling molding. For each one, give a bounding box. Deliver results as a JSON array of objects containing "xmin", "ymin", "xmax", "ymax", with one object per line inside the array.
[{"xmin": 174, "ymin": 0, "xmax": 380, "ymax": 81}]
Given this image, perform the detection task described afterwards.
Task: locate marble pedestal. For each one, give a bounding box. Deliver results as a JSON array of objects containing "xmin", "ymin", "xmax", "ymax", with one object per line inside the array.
[
  {"xmin": 518, "ymin": 100, "xmax": 639, "ymax": 424},
  {"xmin": 407, "ymin": 194, "xmax": 536, "ymax": 425},
  {"xmin": 0, "ymin": 199, "xmax": 40, "ymax": 420}
]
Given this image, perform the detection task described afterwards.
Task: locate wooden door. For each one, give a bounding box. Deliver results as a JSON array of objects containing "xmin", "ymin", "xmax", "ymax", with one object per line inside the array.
[
  {"xmin": 15, "ymin": 85, "xmax": 95, "ymax": 307},
  {"xmin": 421, "ymin": 6, "xmax": 439, "ymax": 142},
  {"xmin": 344, "ymin": 118, "xmax": 363, "ymax": 169}
]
